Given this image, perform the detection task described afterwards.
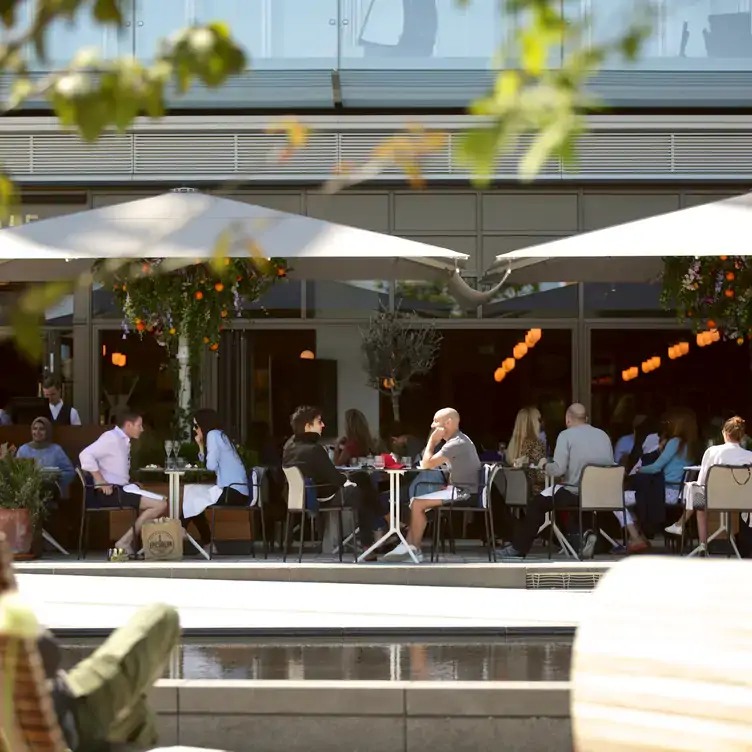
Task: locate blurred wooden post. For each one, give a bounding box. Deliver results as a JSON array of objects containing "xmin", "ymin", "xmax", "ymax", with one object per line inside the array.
[{"xmin": 571, "ymin": 557, "xmax": 752, "ymax": 751}]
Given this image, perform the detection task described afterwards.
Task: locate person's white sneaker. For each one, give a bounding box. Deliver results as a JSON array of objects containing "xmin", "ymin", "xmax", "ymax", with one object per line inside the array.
[
  {"xmin": 665, "ymin": 523, "xmax": 682, "ymax": 536},
  {"xmin": 382, "ymin": 542, "xmax": 422, "ymax": 562}
]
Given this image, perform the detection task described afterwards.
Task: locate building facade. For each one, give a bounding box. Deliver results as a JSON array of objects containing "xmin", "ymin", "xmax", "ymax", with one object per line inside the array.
[{"xmin": 2, "ymin": 0, "xmax": 752, "ymax": 441}]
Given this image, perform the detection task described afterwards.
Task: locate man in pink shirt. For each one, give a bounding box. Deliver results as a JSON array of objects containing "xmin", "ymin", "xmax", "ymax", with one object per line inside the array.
[{"xmin": 79, "ymin": 410, "xmax": 167, "ymax": 554}]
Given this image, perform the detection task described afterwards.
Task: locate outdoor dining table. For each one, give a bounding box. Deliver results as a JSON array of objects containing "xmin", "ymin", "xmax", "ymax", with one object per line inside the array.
[{"xmin": 138, "ymin": 466, "xmax": 213, "ymax": 560}]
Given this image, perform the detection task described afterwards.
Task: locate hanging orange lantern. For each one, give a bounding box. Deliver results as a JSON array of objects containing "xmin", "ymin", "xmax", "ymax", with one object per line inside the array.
[
  {"xmin": 650, "ymin": 356, "xmax": 661, "ymax": 369},
  {"xmin": 668, "ymin": 347, "xmax": 677, "ymax": 360},
  {"xmin": 710, "ymin": 329, "xmax": 720, "ymax": 342},
  {"xmin": 513, "ymin": 343, "xmax": 528, "ymax": 359},
  {"xmin": 621, "ymin": 369, "xmax": 631, "ymax": 381},
  {"xmin": 527, "ymin": 329, "xmax": 542, "ymax": 346},
  {"xmin": 678, "ymin": 341, "xmax": 689, "ymax": 355},
  {"xmin": 494, "ymin": 368, "xmax": 505, "ymax": 383},
  {"xmin": 503, "ymin": 357, "xmax": 515, "ymax": 372}
]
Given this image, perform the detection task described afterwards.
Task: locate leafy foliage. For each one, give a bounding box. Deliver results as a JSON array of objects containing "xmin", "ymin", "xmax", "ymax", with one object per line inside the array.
[
  {"xmin": 361, "ymin": 311, "xmax": 442, "ymax": 421},
  {"xmin": 661, "ymin": 256, "xmax": 751, "ymax": 340},
  {"xmin": 93, "ymin": 256, "xmax": 287, "ymax": 364},
  {"xmin": 0, "ymin": 455, "xmax": 50, "ymax": 525},
  {"xmin": 455, "ymin": 0, "xmax": 652, "ymax": 183}
]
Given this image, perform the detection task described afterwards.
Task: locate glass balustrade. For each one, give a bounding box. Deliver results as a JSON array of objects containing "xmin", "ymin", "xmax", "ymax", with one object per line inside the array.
[{"xmin": 10, "ymin": 0, "xmax": 752, "ymax": 105}]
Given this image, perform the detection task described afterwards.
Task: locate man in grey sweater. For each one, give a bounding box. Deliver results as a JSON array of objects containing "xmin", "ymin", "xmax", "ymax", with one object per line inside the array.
[{"xmin": 498, "ymin": 403, "xmax": 617, "ymax": 560}]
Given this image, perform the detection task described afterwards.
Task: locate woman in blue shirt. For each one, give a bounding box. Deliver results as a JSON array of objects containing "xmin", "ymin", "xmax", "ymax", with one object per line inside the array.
[
  {"xmin": 16, "ymin": 416, "xmax": 76, "ymax": 498},
  {"xmin": 638, "ymin": 408, "xmax": 698, "ymax": 489},
  {"xmin": 180, "ymin": 409, "xmax": 249, "ymax": 547}
]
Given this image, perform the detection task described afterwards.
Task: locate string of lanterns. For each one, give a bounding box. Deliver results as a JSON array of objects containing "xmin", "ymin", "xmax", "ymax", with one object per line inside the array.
[
  {"xmin": 621, "ymin": 337, "xmax": 700, "ymax": 382},
  {"xmin": 668, "ymin": 341, "xmax": 690, "ymax": 359},
  {"xmin": 696, "ymin": 329, "xmax": 720, "ymax": 347},
  {"xmin": 494, "ymin": 329, "xmax": 542, "ymax": 383}
]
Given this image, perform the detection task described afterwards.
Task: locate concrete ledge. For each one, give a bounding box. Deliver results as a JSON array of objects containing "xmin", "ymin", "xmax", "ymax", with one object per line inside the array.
[
  {"xmin": 16, "ymin": 561, "xmax": 611, "ymax": 589},
  {"xmin": 152, "ymin": 680, "xmax": 572, "ymax": 751}
]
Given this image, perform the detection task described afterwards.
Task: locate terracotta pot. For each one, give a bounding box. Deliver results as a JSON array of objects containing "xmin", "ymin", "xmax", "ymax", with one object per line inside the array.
[{"xmin": 0, "ymin": 509, "xmax": 33, "ymax": 555}]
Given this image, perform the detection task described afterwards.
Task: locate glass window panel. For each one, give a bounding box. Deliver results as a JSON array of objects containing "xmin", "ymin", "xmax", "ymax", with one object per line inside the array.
[
  {"xmin": 0, "ymin": 284, "xmax": 74, "ymax": 325},
  {"xmin": 565, "ymin": 0, "xmax": 752, "ymax": 71},
  {"xmin": 134, "ymin": 0, "xmax": 192, "ymax": 62},
  {"xmin": 341, "ymin": 0, "xmax": 505, "ymax": 68},
  {"xmin": 583, "ymin": 283, "xmax": 674, "ymax": 318},
  {"xmin": 590, "ymin": 328, "xmax": 751, "ymax": 445},
  {"xmin": 92, "ymin": 282, "xmax": 302, "ymax": 320},
  {"xmin": 29, "ymin": 0, "xmax": 131, "ymax": 69},
  {"xmin": 481, "ymin": 282, "xmax": 579, "ymax": 319},
  {"xmin": 381, "ymin": 328, "xmax": 572, "ymax": 449},
  {"xmin": 394, "ymin": 278, "xmax": 478, "ymax": 319},
  {"xmin": 98, "ymin": 330, "xmax": 174, "ymax": 437},
  {"xmin": 306, "ymin": 280, "xmax": 388, "ymax": 319},
  {"xmin": 194, "ymin": 0, "xmax": 338, "ymax": 68}
]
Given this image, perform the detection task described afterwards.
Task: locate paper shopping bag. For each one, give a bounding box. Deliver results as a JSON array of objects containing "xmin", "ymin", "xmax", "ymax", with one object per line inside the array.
[{"xmin": 142, "ymin": 517, "xmax": 183, "ymax": 561}]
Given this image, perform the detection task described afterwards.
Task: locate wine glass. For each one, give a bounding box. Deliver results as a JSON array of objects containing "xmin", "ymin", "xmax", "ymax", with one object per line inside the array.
[{"xmin": 164, "ymin": 440, "xmax": 174, "ymax": 469}]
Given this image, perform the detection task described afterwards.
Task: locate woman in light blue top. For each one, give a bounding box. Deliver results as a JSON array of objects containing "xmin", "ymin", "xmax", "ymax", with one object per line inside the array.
[
  {"xmin": 180, "ymin": 409, "xmax": 249, "ymax": 547},
  {"xmin": 16, "ymin": 416, "xmax": 75, "ymax": 497},
  {"xmin": 638, "ymin": 408, "xmax": 698, "ymax": 486}
]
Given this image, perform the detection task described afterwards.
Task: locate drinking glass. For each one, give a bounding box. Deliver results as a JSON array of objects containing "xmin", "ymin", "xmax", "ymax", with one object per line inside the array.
[
  {"xmin": 164, "ymin": 440, "xmax": 174, "ymax": 470},
  {"xmin": 373, "ymin": 455, "xmax": 385, "ymax": 470}
]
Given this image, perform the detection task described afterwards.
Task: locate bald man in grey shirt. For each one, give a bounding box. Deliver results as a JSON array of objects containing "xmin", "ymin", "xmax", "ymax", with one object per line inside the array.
[{"xmin": 498, "ymin": 403, "xmax": 620, "ymax": 561}]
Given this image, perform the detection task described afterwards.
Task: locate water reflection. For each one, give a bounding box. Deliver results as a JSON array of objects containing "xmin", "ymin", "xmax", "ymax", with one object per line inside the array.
[{"xmin": 58, "ymin": 637, "xmax": 571, "ymax": 682}]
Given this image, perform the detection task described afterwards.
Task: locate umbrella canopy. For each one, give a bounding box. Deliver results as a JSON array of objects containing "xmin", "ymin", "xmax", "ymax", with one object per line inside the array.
[
  {"xmin": 489, "ymin": 191, "xmax": 752, "ymax": 284},
  {"xmin": 0, "ymin": 191, "xmax": 468, "ymax": 282}
]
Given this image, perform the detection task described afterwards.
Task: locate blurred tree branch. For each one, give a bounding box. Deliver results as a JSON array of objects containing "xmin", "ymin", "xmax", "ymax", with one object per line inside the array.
[{"xmin": 0, "ymin": 0, "xmax": 653, "ymax": 357}]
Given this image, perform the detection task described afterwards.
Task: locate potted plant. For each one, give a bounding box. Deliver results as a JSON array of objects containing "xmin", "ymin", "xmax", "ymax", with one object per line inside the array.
[{"xmin": 0, "ymin": 454, "xmax": 50, "ymax": 558}]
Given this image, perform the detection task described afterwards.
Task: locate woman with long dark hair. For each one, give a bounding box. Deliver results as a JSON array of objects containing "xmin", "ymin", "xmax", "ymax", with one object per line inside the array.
[
  {"xmin": 181, "ymin": 409, "xmax": 249, "ymax": 552},
  {"xmin": 333, "ymin": 409, "xmax": 377, "ymax": 466}
]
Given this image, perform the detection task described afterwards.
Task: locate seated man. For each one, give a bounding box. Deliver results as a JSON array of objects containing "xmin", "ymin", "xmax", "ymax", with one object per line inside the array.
[
  {"xmin": 384, "ymin": 407, "xmax": 481, "ymax": 563},
  {"xmin": 79, "ymin": 409, "xmax": 167, "ymax": 555},
  {"xmin": 282, "ymin": 405, "xmax": 382, "ymax": 557},
  {"xmin": 498, "ymin": 403, "xmax": 619, "ymax": 561}
]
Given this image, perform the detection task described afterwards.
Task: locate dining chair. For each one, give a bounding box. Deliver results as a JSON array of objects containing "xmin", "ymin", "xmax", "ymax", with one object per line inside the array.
[
  {"xmin": 281, "ymin": 466, "xmax": 348, "ymax": 562},
  {"xmin": 75, "ymin": 468, "xmax": 137, "ymax": 560}
]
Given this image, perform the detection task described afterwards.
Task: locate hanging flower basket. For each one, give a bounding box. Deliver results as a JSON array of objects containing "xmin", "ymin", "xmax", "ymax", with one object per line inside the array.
[
  {"xmin": 94, "ymin": 256, "xmax": 287, "ymax": 360},
  {"xmin": 661, "ymin": 256, "xmax": 751, "ymax": 341}
]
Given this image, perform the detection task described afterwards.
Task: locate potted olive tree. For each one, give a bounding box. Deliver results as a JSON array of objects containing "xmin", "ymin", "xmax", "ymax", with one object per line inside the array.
[{"xmin": 0, "ymin": 454, "xmax": 49, "ymax": 558}]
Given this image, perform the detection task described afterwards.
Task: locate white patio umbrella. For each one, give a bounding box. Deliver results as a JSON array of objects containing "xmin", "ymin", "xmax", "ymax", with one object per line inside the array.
[
  {"xmin": 0, "ymin": 191, "xmax": 468, "ymax": 282},
  {"xmin": 488, "ymin": 191, "xmax": 752, "ymax": 284}
]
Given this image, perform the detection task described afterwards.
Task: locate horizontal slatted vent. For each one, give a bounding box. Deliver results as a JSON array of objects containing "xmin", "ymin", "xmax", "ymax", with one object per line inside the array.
[
  {"xmin": 490, "ymin": 134, "xmax": 561, "ymax": 176},
  {"xmin": 0, "ymin": 135, "xmax": 32, "ymax": 173},
  {"xmin": 8, "ymin": 125, "xmax": 752, "ymax": 181},
  {"xmin": 134, "ymin": 134, "xmax": 236, "ymax": 174},
  {"xmin": 237, "ymin": 132, "xmax": 337, "ymax": 174},
  {"xmin": 673, "ymin": 133, "xmax": 752, "ymax": 174},
  {"xmin": 568, "ymin": 132, "xmax": 673, "ymax": 174},
  {"xmin": 30, "ymin": 133, "xmax": 132, "ymax": 174},
  {"xmin": 341, "ymin": 131, "xmax": 451, "ymax": 175}
]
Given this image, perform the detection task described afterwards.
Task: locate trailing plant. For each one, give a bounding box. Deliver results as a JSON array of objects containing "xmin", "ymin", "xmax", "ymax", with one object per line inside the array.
[
  {"xmin": 661, "ymin": 256, "xmax": 752, "ymax": 341},
  {"xmin": 94, "ymin": 257, "xmax": 287, "ymax": 366},
  {"xmin": 0, "ymin": 456, "xmax": 50, "ymax": 526}
]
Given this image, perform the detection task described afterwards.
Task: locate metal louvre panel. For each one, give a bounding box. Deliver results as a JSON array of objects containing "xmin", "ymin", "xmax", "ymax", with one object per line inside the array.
[
  {"xmin": 134, "ymin": 133, "xmax": 236, "ymax": 174},
  {"xmin": 0, "ymin": 135, "xmax": 32, "ymax": 173},
  {"xmin": 30, "ymin": 133, "xmax": 132, "ymax": 174},
  {"xmin": 237, "ymin": 132, "xmax": 337, "ymax": 175},
  {"xmin": 340, "ymin": 131, "xmax": 451, "ymax": 176},
  {"xmin": 488, "ymin": 134, "xmax": 561, "ymax": 177},
  {"xmin": 566, "ymin": 132, "xmax": 672, "ymax": 175},
  {"xmin": 673, "ymin": 134, "xmax": 752, "ymax": 174}
]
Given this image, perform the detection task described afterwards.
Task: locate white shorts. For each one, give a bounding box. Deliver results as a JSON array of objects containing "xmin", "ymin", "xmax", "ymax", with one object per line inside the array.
[{"xmin": 410, "ymin": 486, "xmax": 456, "ymax": 507}]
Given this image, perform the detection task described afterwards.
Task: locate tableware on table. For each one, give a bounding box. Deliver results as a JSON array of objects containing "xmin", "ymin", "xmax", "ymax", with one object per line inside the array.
[
  {"xmin": 176, "ymin": 457, "xmax": 187, "ymax": 469},
  {"xmin": 350, "ymin": 458, "xmax": 359, "ymax": 467},
  {"xmin": 164, "ymin": 440, "xmax": 174, "ymax": 469},
  {"xmin": 373, "ymin": 455, "xmax": 385, "ymax": 470},
  {"xmin": 401, "ymin": 456, "xmax": 412, "ymax": 468}
]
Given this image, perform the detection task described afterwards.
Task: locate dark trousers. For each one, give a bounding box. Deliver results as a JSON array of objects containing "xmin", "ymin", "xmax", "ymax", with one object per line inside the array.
[
  {"xmin": 339, "ymin": 480, "xmax": 381, "ymax": 547},
  {"xmin": 180, "ymin": 486, "xmax": 247, "ymax": 545},
  {"xmin": 513, "ymin": 487, "xmax": 622, "ymax": 556}
]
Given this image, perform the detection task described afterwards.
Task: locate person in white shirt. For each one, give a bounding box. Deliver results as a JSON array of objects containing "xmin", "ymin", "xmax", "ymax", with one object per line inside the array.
[
  {"xmin": 667, "ymin": 415, "xmax": 752, "ymax": 549},
  {"xmin": 42, "ymin": 376, "xmax": 81, "ymax": 426},
  {"xmin": 79, "ymin": 410, "xmax": 167, "ymax": 554}
]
